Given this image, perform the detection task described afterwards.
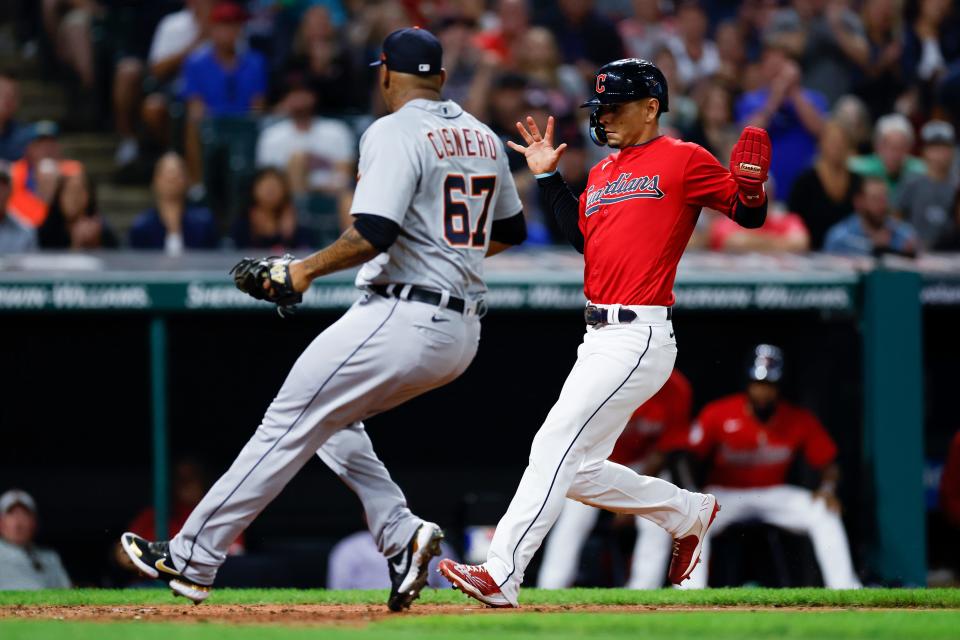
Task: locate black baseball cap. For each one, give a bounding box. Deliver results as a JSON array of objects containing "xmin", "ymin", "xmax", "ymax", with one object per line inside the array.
[{"xmin": 370, "ymin": 27, "xmax": 443, "ymax": 76}]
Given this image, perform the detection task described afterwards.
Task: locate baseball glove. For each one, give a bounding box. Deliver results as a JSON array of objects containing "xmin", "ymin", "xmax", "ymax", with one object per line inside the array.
[{"xmin": 230, "ymin": 254, "xmax": 302, "ymax": 317}]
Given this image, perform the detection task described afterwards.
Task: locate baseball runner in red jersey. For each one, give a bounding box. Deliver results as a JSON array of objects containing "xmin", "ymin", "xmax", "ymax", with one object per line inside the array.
[
  {"xmin": 668, "ymin": 345, "xmax": 861, "ymax": 589},
  {"xmin": 439, "ymin": 58, "xmax": 771, "ymax": 607},
  {"xmin": 538, "ymin": 369, "xmax": 692, "ymax": 589}
]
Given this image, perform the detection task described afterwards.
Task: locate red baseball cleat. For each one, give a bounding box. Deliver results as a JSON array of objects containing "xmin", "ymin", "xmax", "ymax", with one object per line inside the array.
[
  {"xmin": 437, "ymin": 559, "xmax": 515, "ymax": 608},
  {"xmin": 668, "ymin": 494, "xmax": 721, "ymax": 585}
]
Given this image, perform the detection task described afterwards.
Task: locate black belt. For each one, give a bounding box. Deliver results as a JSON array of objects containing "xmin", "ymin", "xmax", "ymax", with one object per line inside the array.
[
  {"xmin": 369, "ymin": 284, "xmax": 466, "ymax": 313},
  {"xmin": 584, "ymin": 304, "xmax": 672, "ymax": 326}
]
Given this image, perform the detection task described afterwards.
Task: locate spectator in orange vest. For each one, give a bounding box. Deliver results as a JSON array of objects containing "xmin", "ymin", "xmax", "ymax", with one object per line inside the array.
[{"xmin": 8, "ymin": 121, "xmax": 83, "ymax": 228}]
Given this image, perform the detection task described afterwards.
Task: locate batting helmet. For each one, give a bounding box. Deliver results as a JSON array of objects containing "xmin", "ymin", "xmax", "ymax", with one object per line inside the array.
[
  {"xmin": 581, "ymin": 58, "xmax": 669, "ymax": 146},
  {"xmin": 746, "ymin": 344, "xmax": 784, "ymax": 383}
]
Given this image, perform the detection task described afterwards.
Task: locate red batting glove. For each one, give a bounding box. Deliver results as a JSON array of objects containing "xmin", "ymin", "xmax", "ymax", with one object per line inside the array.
[{"xmin": 730, "ymin": 126, "xmax": 771, "ymax": 206}]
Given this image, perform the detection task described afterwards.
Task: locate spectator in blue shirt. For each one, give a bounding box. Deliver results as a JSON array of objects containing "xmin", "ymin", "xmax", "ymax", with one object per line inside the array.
[
  {"xmin": 129, "ymin": 152, "xmax": 219, "ymax": 253},
  {"xmin": 736, "ymin": 45, "xmax": 827, "ymax": 198},
  {"xmin": 183, "ymin": 1, "xmax": 266, "ymax": 190},
  {"xmin": 824, "ymin": 176, "xmax": 918, "ymax": 257}
]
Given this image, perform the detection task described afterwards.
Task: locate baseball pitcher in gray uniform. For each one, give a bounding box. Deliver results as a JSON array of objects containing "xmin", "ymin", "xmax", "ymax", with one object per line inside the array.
[{"xmin": 120, "ymin": 27, "xmax": 526, "ymax": 612}]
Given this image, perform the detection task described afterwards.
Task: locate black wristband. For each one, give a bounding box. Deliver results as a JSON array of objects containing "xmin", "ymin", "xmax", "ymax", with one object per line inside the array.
[{"xmin": 732, "ymin": 198, "xmax": 768, "ymax": 229}]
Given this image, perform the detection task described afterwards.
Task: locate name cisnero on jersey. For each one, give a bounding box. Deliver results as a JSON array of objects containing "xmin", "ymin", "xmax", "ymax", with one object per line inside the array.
[{"xmin": 427, "ymin": 127, "xmax": 500, "ymax": 160}]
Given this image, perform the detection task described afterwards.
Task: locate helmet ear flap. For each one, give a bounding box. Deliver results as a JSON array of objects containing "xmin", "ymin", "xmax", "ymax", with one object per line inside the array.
[{"xmin": 588, "ymin": 109, "xmax": 608, "ymax": 146}]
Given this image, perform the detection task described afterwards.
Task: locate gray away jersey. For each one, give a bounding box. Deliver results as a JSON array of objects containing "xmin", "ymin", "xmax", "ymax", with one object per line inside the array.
[{"xmin": 351, "ymin": 99, "xmax": 522, "ymax": 299}]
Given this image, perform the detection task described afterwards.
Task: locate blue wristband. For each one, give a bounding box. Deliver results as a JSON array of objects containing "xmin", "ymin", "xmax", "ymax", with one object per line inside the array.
[{"xmin": 534, "ymin": 170, "xmax": 558, "ymax": 179}]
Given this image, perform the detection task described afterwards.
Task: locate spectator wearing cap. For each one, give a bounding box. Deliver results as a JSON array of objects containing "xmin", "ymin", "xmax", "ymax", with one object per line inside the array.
[
  {"xmin": 894, "ymin": 120, "xmax": 959, "ymax": 249},
  {"xmin": 8, "ymin": 121, "xmax": 84, "ymax": 228},
  {"xmin": 848, "ymin": 113, "xmax": 926, "ymax": 203},
  {"xmin": 824, "ymin": 176, "xmax": 918, "ymax": 257},
  {"xmin": 789, "ymin": 120, "xmax": 863, "ymax": 250},
  {"xmin": 129, "ymin": 152, "xmax": 219, "ymax": 253},
  {"xmin": 182, "ymin": 1, "xmax": 267, "ymax": 188},
  {"xmin": 0, "ymin": 161, "xmax": 37, "ymax": 253},
  {"xmin": 933, "ymin": 187, "xmax": 960, "ymax": 251},
  {"xmin": 0, "ymin": 71, "xmax": 29, "ymax": 162},
  {"xmin": 736, "ymin": 44, "xmax": 827, "ymax": 198},
  {"xmin": 0, "ymin": 489, "xmax": 71, "ymax": 590}
]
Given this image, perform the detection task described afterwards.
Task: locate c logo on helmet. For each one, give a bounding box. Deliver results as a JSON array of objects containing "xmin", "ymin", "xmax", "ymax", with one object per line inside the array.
[{"xmin": 595, "ymin": 73, "xmax": 607, "ymax": 94}]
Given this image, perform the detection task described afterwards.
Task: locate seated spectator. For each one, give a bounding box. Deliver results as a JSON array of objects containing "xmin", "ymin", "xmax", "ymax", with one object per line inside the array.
[
  {"xmin": 539, "ymin": 370, "xmax": 691, "ymax": 590},
  {"xmin": 667, "ymin": 1, "xmax": 720, "ymax": 93},
  {"xmin": 824, "ymin": 177, "xmax": 917, "ymax": 257},
  {"xmin": 737, "ymin": 44, "xmax": 827, "ymax": 197},
  {"xmin": 434, "ymin": 16, "xmax": 483, "ymax": 109},
  {"xmin": 684, "ymin": 81, "xmax": 738, "ymax": 162},
  {"xmin": 139, "ymin": 0, "xmax": 214, "ymax": 155},
  {"xmin": 0, "ymin": 161, "xmax": 36, "ymax": 253},
  {"xmin": 37, "ymin": 170, "xmax": 118, "ymax": 250},
  {"xmin": 0, "ymin": 71, "xmax": 29, "ymax": 162},
  {"xmin": 618, "ymin": 0, "xmax": 678, "ymax": 63},
  {"xmin": 183, "ymin": 2, "xmax": 266, "ymax": 188},
  {"xmin": 831, "ymin": 94, "xmax": 873, "ymax": 154},
  {"xmin": 129, "ymin": 152, "xmax": 219, "ymax": 253},
  {"xmin": 901, "ymin": 0, "xmax": 960, "ymax": 115},
  {"xmin": 713, "ymin": 19, "xmax": 748, "ymax": 92},
  {"xmin": 848, "ymin": 113, "xmax": 926, "ymax": 202},
  {"xmin": 673, "ymin": 345, "xmax": 861, "ymax": 589},
  {"xmin": 231, "ymin": 168, "xmax": 311, "ymax": 250},
  {"xmin": 895, "ymin": 120, "xmax": 958, "ymax": 250},
  {"xmin": 8, "ymin": 121, "xmax": 83, "ymax": 228},
  {"xmin": 650, "ymin": 46, "xmax": 698, "ymax": 137},
  {"xmin": 710, "ymin": 179, "xmax": 810, "ymax": 254},
  {"xmin": 789, "ymin": 120, "xmax": 862, "ymax": 250},
  {"xmin": 766, "ymin": 0, "xmax": 870, "ymax": 106},
  {"xmin": 258, "ymin": 80, "xmax": 354, "ymax": 195},
  {"xmin": 327, "ymin": 526, "xmax": 456, "ymax": 590},
  {"xmin": 0, "ymin": 489, "xmax": 71, "ymax": 590}
]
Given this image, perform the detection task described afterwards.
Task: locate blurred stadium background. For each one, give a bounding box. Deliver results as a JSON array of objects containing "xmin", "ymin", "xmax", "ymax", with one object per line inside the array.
[{"xmin": 0, "ymin": 0, "xmax": 958, "ymax": 593}]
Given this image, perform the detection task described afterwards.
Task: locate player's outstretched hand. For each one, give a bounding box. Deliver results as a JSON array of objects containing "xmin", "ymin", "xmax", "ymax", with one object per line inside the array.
[
  {"xmin": 507, "ymin": 115, "xmax": 568, "ymax": 176},
  {"xmin": 730, "ymin": 126, "xmax": 771, "ymax": 206}
]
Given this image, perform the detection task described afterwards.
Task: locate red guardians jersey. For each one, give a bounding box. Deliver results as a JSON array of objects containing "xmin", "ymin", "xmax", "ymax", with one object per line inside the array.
[
  {"xmin": 578, "ymin": 136, "xmax": 741, "ymax": 306},
  {"xmin": 666, "ymin": 393, "xmax": 838, "ymax": 488},
  {"xmin": 609, "ymin": 369, "xmax": 692, "ymax": 467}
]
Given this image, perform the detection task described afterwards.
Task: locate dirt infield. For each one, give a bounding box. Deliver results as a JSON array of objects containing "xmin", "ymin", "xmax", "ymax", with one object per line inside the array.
[{"xmin": 0, "ymin": 603, "xmax": 909, "ymax": 626}]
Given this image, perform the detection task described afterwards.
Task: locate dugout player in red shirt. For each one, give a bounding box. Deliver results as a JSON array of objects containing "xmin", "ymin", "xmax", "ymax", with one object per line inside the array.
[
  {"xmin": 666, "ymin": 344, "xmax": 861, "ymax": 589},
  {"xmin": 537, "ymin": 369, "xmax": 692, "ymax": 589},
  {"xmin": 439, "ymin": 58, "xmax": 771, "ymax": 607}
]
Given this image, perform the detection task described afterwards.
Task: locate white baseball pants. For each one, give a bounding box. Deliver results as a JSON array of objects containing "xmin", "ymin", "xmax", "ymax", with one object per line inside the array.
[
  {"xmin": 537, "ymin": 497, "xmax": 673, "ymax": 589},
  {"xmin": 168, "ymin": 294, "xmax": 480, "ymax": 585},
  {"xmin": 681, "ymin": 485, "xmax": 862, "ymax": 589},
  {"xmin": 484, "ymin": 308, "xmax": 706, "ymax": 605}
]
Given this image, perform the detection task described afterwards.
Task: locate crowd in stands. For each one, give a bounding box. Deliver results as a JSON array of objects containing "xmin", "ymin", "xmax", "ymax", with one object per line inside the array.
[{"xmin": 0, "ymin": 0, "xmax": 959, "ymax": 257}]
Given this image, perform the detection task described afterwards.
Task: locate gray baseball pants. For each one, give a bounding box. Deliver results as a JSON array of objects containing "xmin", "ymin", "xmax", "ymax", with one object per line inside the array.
[{"xmin": 168, "ymin": 293, "xmax": 480, "ymax": 585}]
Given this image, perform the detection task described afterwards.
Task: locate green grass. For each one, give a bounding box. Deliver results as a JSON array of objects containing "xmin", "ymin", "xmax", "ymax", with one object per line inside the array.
[
  {"xmin": 2, "ymin": 611, "xmax": 960, "ymax": 640},
  {"xmin": 0, "ymin": 587, "xmax": 958, "ymax": 608},
  {"xmin": 3, "ymin": 589, "xmax": 958, "ymax": 640}
]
